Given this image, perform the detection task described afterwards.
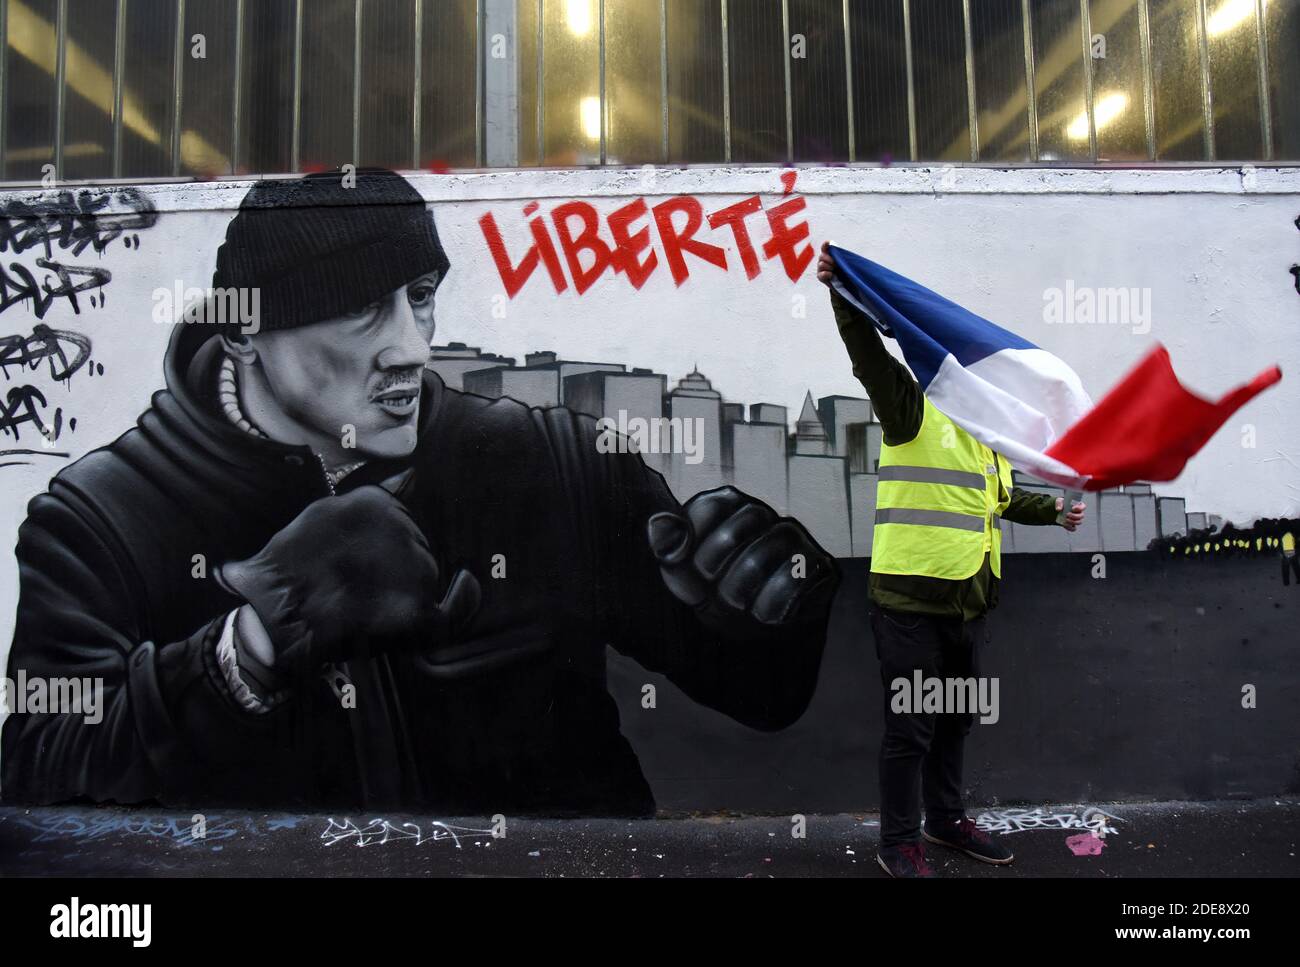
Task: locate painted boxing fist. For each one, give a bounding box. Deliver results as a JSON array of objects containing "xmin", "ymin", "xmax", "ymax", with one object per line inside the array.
[
  {"xmin": 216, "ymin": 485, "xmax": 480, "ymax": 682},
  {"xmin": 647, "ymin": 486, "xmax": 836, "ymax": 632}
]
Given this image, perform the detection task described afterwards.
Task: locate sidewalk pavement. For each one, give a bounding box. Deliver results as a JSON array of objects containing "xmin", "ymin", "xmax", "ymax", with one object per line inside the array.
[{"xmin": 1, "ymin": 799, "xmax": 1296, "ymax": 877}]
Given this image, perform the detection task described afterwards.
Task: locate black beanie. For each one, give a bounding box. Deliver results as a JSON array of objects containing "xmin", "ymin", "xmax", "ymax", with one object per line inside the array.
[{"xmin": 211, "ymin": 168, "xmax": 450, "ymax": 333}]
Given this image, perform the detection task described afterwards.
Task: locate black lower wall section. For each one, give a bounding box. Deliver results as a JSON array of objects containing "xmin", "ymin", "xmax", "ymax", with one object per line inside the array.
[{"xmin": 608, "ymin": 553, "xmax": 1300, "ymax": 814}]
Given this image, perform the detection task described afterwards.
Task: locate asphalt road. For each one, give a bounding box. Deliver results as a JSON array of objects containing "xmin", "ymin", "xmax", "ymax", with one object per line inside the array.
[{"xmin": 2, "ymin": 798, "xmax": 1296, "ymax": 877}]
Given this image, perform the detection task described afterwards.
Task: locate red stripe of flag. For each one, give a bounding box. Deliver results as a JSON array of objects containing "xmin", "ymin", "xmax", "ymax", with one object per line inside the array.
[{"xmin": 1044, "ymin": 345, "xmax": 1282, "ymax": 491}]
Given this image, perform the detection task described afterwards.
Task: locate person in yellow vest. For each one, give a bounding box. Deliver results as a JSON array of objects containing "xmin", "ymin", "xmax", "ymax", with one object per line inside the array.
[
  {"xmin": 1282, "ymin": 530, "xmax": 1299, "ymax": 586},
  {"xmin": 819, "ymin": 243, "xmax": 1085, "ymax": 878}
]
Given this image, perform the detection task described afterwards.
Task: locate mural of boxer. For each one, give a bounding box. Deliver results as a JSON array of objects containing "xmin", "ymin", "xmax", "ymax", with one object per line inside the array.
[{"xmin": 0, "ymin": 168, "xmax": 838, "ymax": 815}]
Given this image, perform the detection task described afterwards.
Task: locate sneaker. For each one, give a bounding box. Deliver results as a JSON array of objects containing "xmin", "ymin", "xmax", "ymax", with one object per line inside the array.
[
  {"xmin": 876, "ymin": 841, "xmax": 935, "ymax": 877},
  {"xmin": 922, "ymin": 816, "xmax": 1014, "ymax": 865}
]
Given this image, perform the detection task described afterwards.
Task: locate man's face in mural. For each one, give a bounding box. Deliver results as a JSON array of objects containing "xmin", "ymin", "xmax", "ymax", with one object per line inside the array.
[{"xmin": 236, "ymin": 270, "xmax": 440, "ymax": 464}]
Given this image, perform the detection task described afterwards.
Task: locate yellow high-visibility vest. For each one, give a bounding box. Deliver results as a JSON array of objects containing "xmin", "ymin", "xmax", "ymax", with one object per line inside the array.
[
  {"xmin": 1285, "ymin": 532, "xmax": 1296, "ymax": 553},
  {"xmin": 871, "ymin": 396, "xmax": 1013, "ymax": 580}
]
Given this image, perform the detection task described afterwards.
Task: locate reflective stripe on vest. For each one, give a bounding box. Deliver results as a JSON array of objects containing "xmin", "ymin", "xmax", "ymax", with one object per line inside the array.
[
  {"xmin": 877, "ymin": 465, "xmax": 987, "ymax": 490},
  {"xmin": 875, "ymin": 507, "xmax": 986, "ymax": 531},
  {"xmin": 870, "ymin": 396, "xmax": 1013, "ymax": 581}
]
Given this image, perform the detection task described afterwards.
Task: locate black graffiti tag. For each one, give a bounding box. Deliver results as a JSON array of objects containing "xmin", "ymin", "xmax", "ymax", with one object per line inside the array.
[
  {"xmin": 0, "ymin": 187, "xmax": 151, "ymax": 457},
  {"xmin": 0, "ymin": 185, "xmax": 156, "ymax": 319},
  {"xmin": 0, "ymin": 187, "xmax": 158, "ymax": 259},
  {"xmin": 0, "ymin": 324, "xmax": 96, "ymax": 453},
  {"xmin": 0, "ymin": 325, "xmax": 93, "ymax": 382},
  {"xmin": 0, "ymin": 384, "xmax": 63, "ymax": 444},
  {"xmin": 0, "ymin": 258, "xmax": 112, "ymax": 319}
]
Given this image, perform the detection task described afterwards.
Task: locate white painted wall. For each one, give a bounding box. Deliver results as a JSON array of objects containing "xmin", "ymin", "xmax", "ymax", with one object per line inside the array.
[{"xmin": 1, "ymin": 165, "xmax": 1297, "ymax": 704}]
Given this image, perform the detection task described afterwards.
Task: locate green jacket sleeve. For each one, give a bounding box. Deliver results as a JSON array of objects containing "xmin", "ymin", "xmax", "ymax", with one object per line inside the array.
[
  {"xmin": 829, "ymin": 288, "xmax": 922, "ymax": 446},
  {"xmin": 1002, "ymin": 487, "xmax": 1062, "ymax": 525}
]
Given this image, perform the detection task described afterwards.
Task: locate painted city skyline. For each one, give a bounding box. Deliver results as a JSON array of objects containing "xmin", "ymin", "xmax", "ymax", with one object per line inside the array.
[{"xmin": 427, "ymin": 342, "xmax": 1224, "ymax": 559}]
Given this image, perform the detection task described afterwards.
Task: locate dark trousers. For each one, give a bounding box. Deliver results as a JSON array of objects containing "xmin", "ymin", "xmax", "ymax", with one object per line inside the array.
[
  {"xmin": 870, "ymin": 604, "xmax": 987, "ymax": 849},
  {"xmin": 1284, "ymin": 553, "xmax": 1299, "ymax": 586}
]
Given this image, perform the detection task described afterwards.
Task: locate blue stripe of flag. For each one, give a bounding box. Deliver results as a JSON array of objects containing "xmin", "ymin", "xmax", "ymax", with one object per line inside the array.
[{"xmin": 828, "ymin": 245, "xmax": 1038, "ymax": 389}]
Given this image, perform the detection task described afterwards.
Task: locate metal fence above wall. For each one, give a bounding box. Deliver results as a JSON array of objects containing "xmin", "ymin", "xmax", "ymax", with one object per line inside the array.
[{"xmin": 0, "ymin": 0, "xmax": 1296, "ymax": 183}]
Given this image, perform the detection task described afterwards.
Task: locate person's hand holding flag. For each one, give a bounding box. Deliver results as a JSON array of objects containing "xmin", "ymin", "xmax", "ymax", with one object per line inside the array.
[
  {"xmin": 1055, "ymin": 497, "xmax": 1086, "ymax": 531},
  {"xmin": 816, "ymin": 240, "xmax": 837, "ymax": 287}
]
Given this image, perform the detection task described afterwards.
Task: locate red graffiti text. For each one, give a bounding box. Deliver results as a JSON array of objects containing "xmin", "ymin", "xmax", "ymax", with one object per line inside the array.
[{"xmin": 479, "ymin": 192, "xmax": 814, "ymax": 297}]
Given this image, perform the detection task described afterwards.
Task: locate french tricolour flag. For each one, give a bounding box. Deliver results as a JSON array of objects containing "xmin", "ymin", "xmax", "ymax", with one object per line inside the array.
[{"xmin": 828, "ymin": 245, "xmax": 1282, "ymax": 492}]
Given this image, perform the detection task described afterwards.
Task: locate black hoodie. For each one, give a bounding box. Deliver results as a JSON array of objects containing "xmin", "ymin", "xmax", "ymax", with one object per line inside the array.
[{"xmin": 1, "ymin": 323, "xmax": 831, "ymax": 814}]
